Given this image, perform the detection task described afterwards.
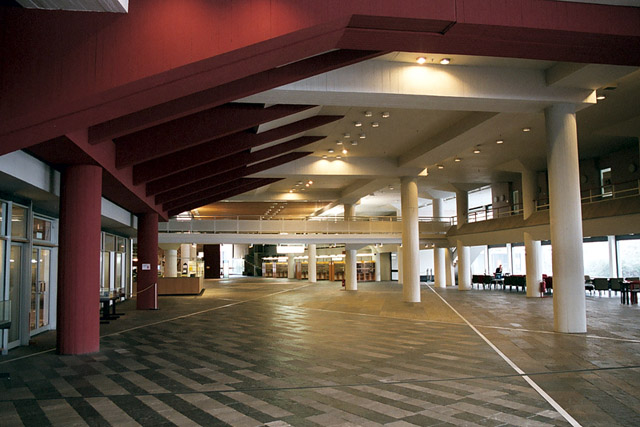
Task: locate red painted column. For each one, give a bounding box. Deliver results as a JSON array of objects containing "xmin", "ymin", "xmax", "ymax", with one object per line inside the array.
[
  {"xmin": 136, "ymin": 213, "xmax": 159, "ymax": 310},
  {"xmin": 57, "ymin": 165, "xmax": 102, "ymax": 355}
]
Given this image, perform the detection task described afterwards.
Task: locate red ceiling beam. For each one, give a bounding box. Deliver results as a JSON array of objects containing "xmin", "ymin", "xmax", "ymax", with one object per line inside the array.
[
  {"xmin": 163, "ymin": 178, "xmax": 263, "ymax": 212},
  {"xmin": 88, "ymin": 49, "xmax": 380, "ymax": 144},
  {"xmin": 146, "ymin": 136, "xmax": 322, "ymax": 196},
  {"xmin": 133, "ymin": 115, "xmax": 341, "ymax": 185},
  {"xmin": 155, "ymin": 151, "xmax": 313, "ymax": 206},
  {"xmin": 114, "ymin": 103, "xmax": 314, "ymax": 168},
  {"xmin": 167, "ymin": 178, "xmax": 283, "ymax": 217}
]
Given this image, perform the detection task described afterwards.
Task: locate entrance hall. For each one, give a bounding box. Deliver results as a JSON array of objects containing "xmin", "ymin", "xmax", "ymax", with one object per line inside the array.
[{"xmin": 1, "ymin": 279, "xmax": 638, "ymax": 426}]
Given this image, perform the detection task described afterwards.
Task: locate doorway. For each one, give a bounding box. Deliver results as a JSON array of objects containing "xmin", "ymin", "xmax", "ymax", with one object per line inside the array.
[
  {"xmin": 8, "ymin": 243, "xmax": 25, "ymax": 347},
  {"xmin": 30, "ymin": 247, "xmax": 51, "ymax": 334}
]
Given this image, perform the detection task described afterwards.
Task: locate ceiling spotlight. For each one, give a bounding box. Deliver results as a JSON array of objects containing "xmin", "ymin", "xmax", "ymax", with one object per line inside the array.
[
  {"xmin": 381, "ymin": 112, "xmax": 390, "ymax": 118},
  {"xmin": 522, "ymin": 127, "xmax": 531, "ymax": 132},
  {"xmin": 416, "ymin": 56, "xmax": 427, "ymax": 64},
  {"xmin": 350, "ymin": 141, "xmax": 358, "ymax": 146},
  {"xmin": 354, "ymin": 121, "xmax": 362, "ymax": 127},
  {"xmin": 371, "ymin": 122, "xmax": 379, "ymax": 128},
  {"xmin": 343, "ymin": 133, "xmax": 351, "ymax": 138},
  {"xmin": 336, "ymin": 140, "xmax": 343, "ymax": 145},
  {"xmin": 440, "ymin": 58, "xmax": 451, "ymax": 65},
  {"xmin": 473, "ymin": 148, "xmax": 481, "ymax": 154},
  {"xmin": 342, "ymin": 149, "xmax": 348, "ymax": 154},
  {"xmin": 454, "ymin": 157, "xmax": 461, "ymax": 162},
  {"xmin": 364, "ymin": 111, "xmax": 373, "ymax": 117},
  {"xmin": 437, "ymin": 164, "xmax": 444, "ymax": 169},
  {"xmin": 359, "ymin": 133, "xmax": 366, "ymax": 139},
  {"xmin": 289, "ymin": 189, "xmax": 294, "ymax": 193},
  {"xmin": 296, "ymin": 182, "xmax": 302, "ymax": 186},
  {"xmin": 336, "ymin": 155, "xmax": 342, "ymax": 159},
  {"xmin": 389, "ymin": 186, "xmax": 394, "ymax": 190},
  {"xmin": 596, "ymin": 95, "xmax": 606, "ymax": 100},
  {"xmin": 308, "ymin": 180, "xmax": 313, "ymax": 184},
  {"xmin": 305, "ymin": 183, "xmax": 310, "ymax": 187},
  {"xmin": 496, "ymin": 139, "xmax": 504, "ymax": 144},
  {"xmin": 328, "ymin": 149, "xmax": 334, "ymax": 153},
  {"xmin": 322, "ymin": 155, "xmax": 328, "ymax": 159}
]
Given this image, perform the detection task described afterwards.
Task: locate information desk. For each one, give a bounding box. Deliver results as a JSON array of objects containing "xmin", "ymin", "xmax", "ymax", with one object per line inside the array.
[{"xmin": 157, "ymin": 276, "xmax": 203, "ymax": 295}]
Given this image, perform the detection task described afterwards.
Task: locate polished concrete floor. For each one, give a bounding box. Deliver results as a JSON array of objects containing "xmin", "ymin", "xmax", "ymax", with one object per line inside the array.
[{"xmin": 1, "ymin": 279, "xmax": 639, "ymax": 426}]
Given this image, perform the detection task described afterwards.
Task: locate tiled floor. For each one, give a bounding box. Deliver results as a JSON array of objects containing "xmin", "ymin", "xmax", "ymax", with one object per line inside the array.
[{"xmin": 1, "ymin": 279, "xmax": 639, "ymax": 426}]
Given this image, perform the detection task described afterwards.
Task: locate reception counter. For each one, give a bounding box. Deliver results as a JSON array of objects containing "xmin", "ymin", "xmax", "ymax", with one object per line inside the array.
[{"xmin": 157, "ymin": 277, "xmax": 203, "ymax": 295}]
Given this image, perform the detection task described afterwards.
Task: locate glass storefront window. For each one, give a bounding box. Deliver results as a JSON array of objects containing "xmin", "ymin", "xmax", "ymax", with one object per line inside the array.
[
  {"xmin": 0, "ymin": 202, "xmax": 5, "ymax": 236},
  {"xmin": 618, "ymin": 238, "xmax": 640, "ymax": 278},
  {"xmin": 33, "ymin": 217, "xmax": 53, "ymax": 242},
  {"xmin": 11, "ymin": 205, "xmax": 27, "ymax": 239},
  {"xmin": 103, "ymin": 234, "xmax": 116, "ymax": 252}
]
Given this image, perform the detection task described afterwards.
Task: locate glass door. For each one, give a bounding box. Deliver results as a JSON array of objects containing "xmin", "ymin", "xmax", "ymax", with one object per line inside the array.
[
  {"xmin": 30, "ymin": 247, "xmax": 51, "ymax": 333},
  {"xmin": 8, "ymin": 243, "xmax": 24, "ymax": 346}
]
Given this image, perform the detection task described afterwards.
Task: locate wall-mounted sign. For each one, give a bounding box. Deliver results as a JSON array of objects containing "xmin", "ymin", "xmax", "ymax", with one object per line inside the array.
[{"xmin": 141, "ymin": 263, "xmax": 151, "ymax": 270}]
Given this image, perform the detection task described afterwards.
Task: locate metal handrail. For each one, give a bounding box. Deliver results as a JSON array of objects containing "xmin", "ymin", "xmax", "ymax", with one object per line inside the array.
[{"xmin": 536, "ymin": 179, "xmax": 640, "ymax": 211}]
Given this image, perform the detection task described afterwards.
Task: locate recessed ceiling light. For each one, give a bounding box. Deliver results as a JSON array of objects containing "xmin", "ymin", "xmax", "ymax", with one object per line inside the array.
[
  {"xmin": 473, "ymin": 148, "xmax": 481, "ymax": 154},
  {"xmin": 336, "ymin": 155, "xmax": 342, "ymax": 159},
  {"xmin": 305, "ymin": 183, "xmax": 309, "ymax": 187},
  {"xmin": 371, "ymin": 122, "xmax": 379, "ymax": 128},
  {"xmin": 389, "ymin": 186, "xmax": 394, "ymax": 190},
  {"xmin": 322, "ymin": 155, "xmax": 328, "ymax": 159},
  {"xmin": 416, "ymin": 56, "xmax": 427, "ymax": 64},
  {"xmin": 359, "ymin": 133, "xmax": 366, "ymax": 139},
  {"xmin": 289, "ymin": 189, "xmax": 294, "ymax": 193},
  {"xmin": 381, "ymin": 112, "xmax": 390, "ymax": 118},
  {"xmin": 354, "ymin": 121, "xmax": 362, "ymax": 127},
  {"xmin": 364, "ymin": 111, "xmax": 373, "ymax": 117},
  {"xmin": 343, "ymin": 133, "xmax": 350, "ymax": 138},
  {"xmin": 308, "ymin": 180, "xmax": 313, "ymax": 184},
  {"xmin": 336, "ymin": 140, "xmax": 343, "ymax": 145},
  {"xmin": 350, "ymin": 141, "xmax": 358, "ymax": 146},
  {"xmin": 440, "ymin": 58, "xmax": 450, "ymax": 65},
  {"xmin": 437, "ymin": 164, "xmax": 444, "ymax": 169},
  {"xmin": 496, "ymin": 139, "xmax": 504, "ymax": 144},
  {"xmin": 328, "ymin": 149, "xmax": 334, "ymax": 153},
  {"xmin": 342, "ymin": 149, "xmax": 348, "ymax": 154},
  {"xmin": 596, "ymin": 95, "xmax": 606, "ymax": 100},
  {"xmin": 296, "ymin": 183, "xmax": 301, "ymax": 186},
  {"xmin": 454, "ymin": 158, "xmax": 461, "ymax": 162},
  {"xmin": 522, "ymin": 127, "xmax": 531, "ymax": 132}
]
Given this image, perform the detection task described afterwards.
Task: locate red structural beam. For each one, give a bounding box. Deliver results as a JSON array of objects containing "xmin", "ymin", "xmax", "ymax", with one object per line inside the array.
[
  {"xmin": 115, "ymin": 103, "xmax": 314, "ymax": 168},
  {"xmin": 88, "ymin": 49, "xmax": 378, "ymax": 144},
  {"xmin": 167, "ymin": 178, "xmax": 284, "ymax": 217},
  {"xmin": 163, "ymin": 178, "xmax": 264, "ymax": 212},
  {"xmin": 146, "ymin": 136, "xmax": 322, "ymax": 196},
  {"xmin": 155, "ymin": 151, "xmax": 313, "ymax": 206},
  {"xmin": 133, "ymin": 115, "xmax": 341, "ymax": 185}
]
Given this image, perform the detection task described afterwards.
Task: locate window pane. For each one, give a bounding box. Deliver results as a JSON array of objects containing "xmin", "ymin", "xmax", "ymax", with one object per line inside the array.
[
  {"xmin": 618, "ymin": 239, "xmax": 640, "ymax": 278},
  {"xmin": 488, "ymin": 247, "xmax": 508, "ymax": 274},
  {"xmin": 541, "ymin": 244, "xmax": 553, "ymax": 276},
  {"xmin": 33, "ymin": 217, "xmax": 52, "ymax": 241},
  {"xmin": 0, "ymin": 202, "xmax": 5, "ymax": 236},
  {"xmin": 512, "ymin": 246, "xmax": 526, "ymax": 275},
  {"xmin": 11, "ymin": 205, "xmax": 27, "ymax": 239},
  {"xmin": 104, "ymin": 234, "xmax": 116, "ymax": 252},
  {"xmin": 470, "ymin": 246, "xmax": 486, "ymax": 274},
  {"xmin": 583, "ymin": 241, "xmax": 610, "ymax": 277},
  {"xmin": 117, "ymin": 237, "xmax": 126, "ymax": 253}
]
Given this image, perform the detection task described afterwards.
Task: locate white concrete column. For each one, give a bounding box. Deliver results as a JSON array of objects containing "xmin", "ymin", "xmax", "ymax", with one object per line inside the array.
[
  {"xmin": 456, "ymin": 190, "xmax": 468, "ymax": 229},
  {"xmin": 287, "ymin": 255, "xmax": 296, "ymax": 279},
  {"xmin": 445, "ymin": 248, "xmax": 454, "ymax": 286},
  {"xmin": 457, "ymin": 240, "xmax": 472, "ymax": 290},
  {"xmin": 397, "ymin": 247, "xmax": 403, "ymax": 284},
  {"xmin": 506, "ymin": 243, "xmax": 513, "ymax": 275},
  {"xmin": 180, "ymin": 243, "xmax": 191, "ymax": 274},
  {"xmin": 401, "ymin": 177, "xmax": 421, "ymax": 302},
  {"xmin": 608, "ymin": 236, "xmax": 617, "ymax": 278},
  {"xmin": 432, "ymin": 198, "xmax": 446, "ymax": 288},
  {"xmin": 524, "ymin": 232, "xmax": 542, "ymax": 298},
  {"xmin": 345, "ymin": 249, "xmax": 357, "ymax": 290},
  {"xmin": 308, "ymin": 244, "xmax": 317, "ymax": 283},
  {"xmin": 165, "ymin": 249, "xmax": 178, "ymax": 277},
  {"xmin": 374, "ymin": 252, "xmax": 381, "ymax": 282},
  {"xmin": 522, "ymin": 168, "xmax": 538, "ymax": 218},
  {"xmin": 546, "ymin": 103, "xmax": 586, "ymax": 333},
  {"xmin": 344, "ymin": 204, "xmax": 355, "ymax": 220}
]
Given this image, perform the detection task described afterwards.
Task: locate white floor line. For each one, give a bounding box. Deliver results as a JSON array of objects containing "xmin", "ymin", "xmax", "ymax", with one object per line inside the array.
[{"xmin": 428, "ymin": 285, "xmax": 582, "ymax": 427}]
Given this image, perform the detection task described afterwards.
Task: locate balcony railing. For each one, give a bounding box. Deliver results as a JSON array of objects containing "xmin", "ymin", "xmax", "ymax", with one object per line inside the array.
[{"xmin": 161, "ymin": 215, "xmax": 454, "ymax": 235}]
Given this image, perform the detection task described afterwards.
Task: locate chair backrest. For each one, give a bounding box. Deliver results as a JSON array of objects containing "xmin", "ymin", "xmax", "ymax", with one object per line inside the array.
[
  {"xmin": 609, "ymin": 278, "xmax": 622, "ymax": 290},
  {"xmin": 593, "ymin": 278, "xmax": 609, "ymax": 290}
]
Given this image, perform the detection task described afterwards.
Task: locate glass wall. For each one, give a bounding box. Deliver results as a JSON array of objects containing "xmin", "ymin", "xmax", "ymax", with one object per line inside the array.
[
  {"xmin": 583, "ymin": 240, "xmax": 610, "ymax": 278},
  {"xmin": 512, "ymin": 245, "xmax": 526, "ymax": 275},
  {"xmin": 488, "ymin": 246, "xmax": 509, "ymax": 275},
  {"xmin": 101, "ymin": 232, "xmax": 131, "ymax": 296},
  {"xmin": 617, "ymin": 237, "xmax": 640, "ymax": 278},
  {"xmin": 541, "ymin": 243, "xmax": 553, "ymax": 276}
]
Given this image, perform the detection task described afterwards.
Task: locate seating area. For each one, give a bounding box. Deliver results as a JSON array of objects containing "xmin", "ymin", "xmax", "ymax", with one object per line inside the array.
[{"xmin": 471, "ymin": 274, "xmax": 526, "ymax": 291}]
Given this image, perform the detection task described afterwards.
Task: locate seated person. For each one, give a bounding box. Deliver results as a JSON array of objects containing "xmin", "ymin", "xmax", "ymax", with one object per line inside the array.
[{"xmin": 495, "ymin": 264, "xmax": 503, "ymax": 279}]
